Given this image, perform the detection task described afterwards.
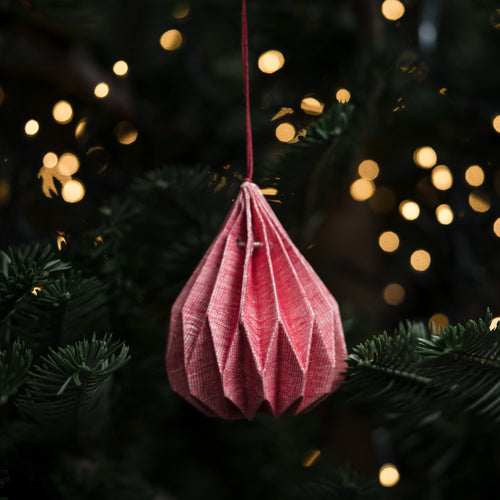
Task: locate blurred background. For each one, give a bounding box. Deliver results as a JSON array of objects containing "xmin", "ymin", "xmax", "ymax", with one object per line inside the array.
[{"xmin": 1, "ymin": 0, "xmax": 500, "ymax": 498}]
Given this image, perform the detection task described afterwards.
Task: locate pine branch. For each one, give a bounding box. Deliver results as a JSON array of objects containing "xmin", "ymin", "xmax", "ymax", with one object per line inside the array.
[
  {"xmin": 0, "ymin": 338, "xmax": 32, "ymax": 405},
  {"xmin": 16, "ymin": 333, "xmax": 130, "ymax": 445}
]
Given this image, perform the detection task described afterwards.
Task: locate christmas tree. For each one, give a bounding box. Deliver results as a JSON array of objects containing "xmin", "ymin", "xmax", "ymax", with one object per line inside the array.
[{"xmin": 1, "ymin": 0, "xmax": 500, "ymax": 498}]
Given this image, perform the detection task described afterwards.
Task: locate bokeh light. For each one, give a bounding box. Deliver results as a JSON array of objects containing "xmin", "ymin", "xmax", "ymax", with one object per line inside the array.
[
  {"xmin": 275, "ymin": 122, "xmax": 296, "ymax": 142},
  {"xmin": 435, "ymin": 204, "xmax": 454, "ymax": 225},
  {"xmin": 431, "ymin": 165, "xmax": 453, "ymax": 190},
  {"xmin": 62, "ymin": 180, "xmax": 85, "ymax": 203},
  {"xmin": 379, "ymin": 464, "xmax": 400, "ymax": 487},
  {"xmin": 469, "ymin": 191, "xmax": 490, "ymax": 212},
  {"xmin": 465, "ymin": 165, "xmax": 484, "ymax": 186},
  {"xmin": 429, "ymin": 313, "xmax": 449, "ymax": 334},
  {"xmin": 335, "ymin": 88, "xmax": 351, "ymax": 103},
  {"xmin": 493, "ymin": 218, "xmax": 500, "ymax": 237},
  {"xmin": 413, "ymin": 146, "xmax": 437, "ymax": 169},
  {"xmin": 350, "ymin": 178, "xmax": 375, "ymax": 201},
  {"xmin": 358, "ymin": 159, "xmax": 379, "ymax": 180},
  {"xmin": 43, "ymin": 152, "xmax": 58, "ymax": 168},
  {"xmin": 114, "ymin": 121, "xmax": 138, "ymax": 145},
  {"xmin": 302, "ymin": 449, "xmax": 321, "ymax": 467},
  {"xmin": 53, "ymin": 100, "xmax": 73, "ymax": 124},
  {"xmin": 410, "ymin": 249, "xmax": 431, "ymax": 272},
  {"xmin": 490, "ymin": 317, "xmax": 500, "ymax": 330},
  {"xmin": 113, "ymin": 60, "xmax": 129, "ymax": 76},
  {"xmin": 160, "ymin": 29, "xmax": 183, "ymax": 51},
  {"xmin": 378, "ymin": 231, "xmax": 400, "ymax": 252},
  {"xmin": 258, "ymin": 50, "xmax": 285, "ymax": 74},
  {"xmin": 94, "ymin": 82, "xmax": 109, "ymax": 98},
  {"xmin": 260, "ymin": 187, "xmax": 278, "ymax": 196},
  {"xmin": 383, "ymin": 283, "xmax": 405, "ymax": 306},
  {"xmin": 24, "ymin": 119, "xmax": 39, "ymax": 136},
  {"xmin": 399, "ymin": 200, "xmax": 420, "ymax": 220},
  {"xmin": 493, "ymin": 115, "xmax": 500, "ymax": 133},
  {"xmin": 173, "ymin": 4, "xmax": 190, "ymax": 19},
  {"xmin": 58, "ymin": 153, "xmax": 80, "ymax": 176},
  {"xmin": 381, "ymin": 0, "xmax": 405, "ymax": 21},
  {"xmin": 300, "ymin": 97, "xmax": 324, "ymax": 116},
  {"xmin": 75, "ymin": 118, "xmax": 88, "ymax": 139}
]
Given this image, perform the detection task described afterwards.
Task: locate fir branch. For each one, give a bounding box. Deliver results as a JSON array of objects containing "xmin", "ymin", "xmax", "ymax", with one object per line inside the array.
[
  {"xmin": 0, "ymin": 338, "xmax": 32, "ymax": 405},
  {"xmin": 16, "ymin": 333, "xmax": 130, "ymax": 445}
]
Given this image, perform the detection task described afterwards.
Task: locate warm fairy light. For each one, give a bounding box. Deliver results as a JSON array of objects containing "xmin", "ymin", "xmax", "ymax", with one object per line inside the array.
[
  {"xmin": 378, "ymin": 231, "xmax": 399, "ymax": 253},
  {"xmin": 31, "ymin": 286, "xmax": 43, "ymax": 296},
  {"xmin": 56, "ymin": 233, "xmax": 67, "ymax": 251},
  {"xmin": 160, "ymin": 29, "xmax": 184, "ymax": 51},
  {"xmin": 275, "ymin": 122, "xmax": 296, "ymax": 142},
  {"xmin": 490, "ymin": 317, "xmax": 500, "ymax": 330},
  {"xmin": 410, "ymin": 249, "xmax": 431, "ymax": 272},
  {"xmin": 493, "ymin": 115, "xmax": 500, "ymax": 133},
  {"xmin": 335, "ymin": 88, "xmax": 351, "ymax": 103},
  {"xmin": 114, "ymin": 121, "xmax": 138, "ymax": 145},
  {"xmin": 58, "ymin": 153, "xmax": 80, "ymax": 176},
  {"xmin": 62, "ymin": 180, "xmax": 85, "ymax": 203},
  {"xmin": 383, "ymin": 283, "xmax": 405, "ymax": 306},
  {"xmin": 113, "ymin": 60, "xmax": 129, "ymax": 76},
  {"xmin": 465, "ymin": 165, "xmax": 484, "ymax": 187},
  {"xmin": 350, "ymin": 178, "xmax": 375, "ymax": 201},
  {"xmin": 413, "ymin": 146, "xmax": 437, "ymax": 169},
  {"xmin": 302, "ymin": 449, "xmax": 321, "ymax": 467},
  {"xmin": 431, "ymin": 165, "xmax": 453, "ymax": 190},
  {"xmin": 429, "ymin": 313, "xmax": 449, "ymax": 334},
  {"xmin": 53, "ymin": 100, "xmax": 73, "ymax": 124},
  {"xmin": 300, "ymin": 97, "xmax": 324, "ymax": 116},
  {"xmin": 75, "ymin": 118, "xmax": 88, "ymax": 139},
  {"xmin": 94, "ymin": 82, "xmax": 109, "ymax": 98},
  {"xmin": 24, "ymin": 119, "xmax": 39, "ymax": 136},
  {"xmin": 435, "ymin": 204, "xmax": 454, "ymax": 225},
  {"xmin": 43, "ymin": 152, "xmax": 58, "ymax": 168},
  {"xmin": 469, "ymin": 191, "xmax": 490, "ymax": 213},
  {"xmin": 258, "ymin": 50, "xmax": 285, "ymax": 74},
  {"xmin": 173, "ymin": 4, "xmax": 190, "ymax": 19},
  {"xmin": 379, "ymin": 464, "xmax": 400, "ymax": 487},
  {"xmin": 381, "ymin": 0, "xmax": 405, "ymax": 21},
  {"xmin": 260, "ymin": 187, "xmax": 278, "ymax": 196},
  {"xmin": 369, "ymin": 186, "xmax": 396, "ymax": 213},
  {"xmin": 358, "ymin": 159, "xmax": 379, "ymax": 180},
  {"xmin": 493, "ymin": 218, "xmax": 500, "ymax": 237},
  {"xmin": 399, "ymin": 200, "xmax": 420, "ymax": 220}
]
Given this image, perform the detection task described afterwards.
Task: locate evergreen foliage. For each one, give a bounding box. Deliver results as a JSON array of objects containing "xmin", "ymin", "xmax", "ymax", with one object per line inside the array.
[{"xmin": 0, "ymin": 338, "xmax": 32, "ymax": 405}]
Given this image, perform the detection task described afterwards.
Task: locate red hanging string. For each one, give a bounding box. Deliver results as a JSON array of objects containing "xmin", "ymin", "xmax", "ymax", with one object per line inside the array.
[{"xmin": 241, "ymin": 0, "xmax": 254, "ymax": 182}]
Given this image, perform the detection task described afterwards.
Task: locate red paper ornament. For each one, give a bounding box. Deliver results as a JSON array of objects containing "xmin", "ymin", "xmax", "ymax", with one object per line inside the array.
[{"xmin": 166, "ymin": 182, "xmax": 347, "ymax": 419}]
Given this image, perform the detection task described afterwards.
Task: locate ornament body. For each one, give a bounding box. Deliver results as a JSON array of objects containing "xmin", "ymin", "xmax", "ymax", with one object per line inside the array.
[{"xmin": 166, "ymin": 182, "xmax": 346, "ymax": 419}]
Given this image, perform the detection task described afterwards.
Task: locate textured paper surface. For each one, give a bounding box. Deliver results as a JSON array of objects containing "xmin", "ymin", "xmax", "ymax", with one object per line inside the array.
[{"xmin": 166, "ymin": 182, "xmax": 347, "ymax": 419}]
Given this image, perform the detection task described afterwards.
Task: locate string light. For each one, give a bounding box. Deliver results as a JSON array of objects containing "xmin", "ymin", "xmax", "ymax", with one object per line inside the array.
[
  {"xmin": 465, "ymin": 165, "xmax": 484, "ymax": 186},
  {"xmin": 431, "ymin": 165, "xmax": 453, "ymax": 190},
  {"xmin": 350, "ymin": 178, "xmax": 375, "ymax": 201},
  {"xmin": 160, "ymin": 29, "xmax": 184, "ymax": 51},
  {"xmin": 113, "ymin": 60, "xmax": 129, "ymax": 76},
  {"xmin": 24, "ymin": 119, "xmax": 39, "ymax": 136},
  {"xmin": 302, "ymin": 449, "xmax": 321, "ymax": 467},
  {"xmin": 260, "ymin": 187, "xmax": 278, "ymax": 196},
  {"xmin": 75, "ymin": 118, "xmax": 88, "ymax": 139},
  {"xmin": 94, "ymin": 82, "xmax": 109, "ymax": 99},
  {"xmin": 358, "ymin": 159, "xmax": 379, "ymax": 180},
  {"xmin": 381, "ymin": 0, "xmax": 405, "ymax": 21},
  {"xmin": 173, "ymin": 4, "xmax": 190, "ymax": 19},
  {"xmin": 335, "ymin": 88, "xmax": 351, "ymax": 103},
  {"xmin": 114, "ymin": 121, "xmax": 138, "ymax": 145},
  {"xmin": 258, "ymin": 50, "xmax": 285, "ymax": 74},
  {"xmin": 429, "ymin": 313, "xmax": 449, "ymax": 334},
  {"xmin": 43, "ymin": 152, "xmax": 58, "ymax": 168},
  {"xmin": 62, "ymin": 180, "xmax": 85, "ymax": 203},
  {"xmin": 53, "ymin": 101, "xmax": 73, "ymax": 124},
  {"xmin": 58, "ymin": 153, "xmax": 80, "ymax": 176},
  {"xmin": 410, "ymin": 249, "xmax": 431, "ymax": 272},
  {"xmin": 378, "ymin": 231, "xmax": 399, "ymax": 252},
  {"xmin": 399, "ymin": 200, "xmax": 420, "ymax": 221},
  {"xmin": 413, "ymin": 146, "xmax": 437, "ymax": 169},
  {"xmin": 468, "ymin": 191, "xmax": 490, "ymax": 213},
  {"xmin": 490, "ymin": 317, "xmax": 500, "ymax": 330},
  {"xmin": 379, "ymin": 464, "xmax": 400, "ymax": 487},
  {"xmin": 435, "ymin": 204, "xmax": 454, "ymax": 225},
  {"xmin": 300, "ymin": 97, "xmax": 324, "ymax": 116},
  {"xmin": 493, "ymin": 115, "xmax": 500, "ymax": 133},
  {"xmin": 31, "ymin": 286, "xmax": 43, "ymax": 296},
  {"xmin": 275, "ymin": 123, "xmax": 296, "ymax": 142},
  {"xmin": 383, "ymin": 283, "xmax": 405, "ymax": 306},
  {"xmin": 56, "ymin": 232, "xmax": 67, "ymax": 251},
  {"xmin": 493, "ymin": 218, "xmax": 500, "ymax": 237}
]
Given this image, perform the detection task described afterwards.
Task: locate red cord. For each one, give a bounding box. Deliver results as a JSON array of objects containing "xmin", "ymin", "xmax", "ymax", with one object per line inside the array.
[{"xmin": 241, "ymin": 0, "xmax": 254, "ymax": 182}]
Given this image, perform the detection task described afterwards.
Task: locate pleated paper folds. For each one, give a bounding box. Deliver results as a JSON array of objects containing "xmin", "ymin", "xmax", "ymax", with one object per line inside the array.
[{"xmin": 166, "ymin": 182, "xmax": 347, "ymax": 419}]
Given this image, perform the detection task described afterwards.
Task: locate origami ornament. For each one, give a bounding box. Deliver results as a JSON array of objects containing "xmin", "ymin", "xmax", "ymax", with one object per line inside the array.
[{"xmin": 166, "ymin": 0, "xmax": 347, "ymax": 419}]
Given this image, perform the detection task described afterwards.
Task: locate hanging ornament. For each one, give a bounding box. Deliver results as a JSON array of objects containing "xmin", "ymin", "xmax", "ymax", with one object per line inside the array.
[{"xmin": 166, "ymin": 0, "xmax": 347, "ymax": 420}]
